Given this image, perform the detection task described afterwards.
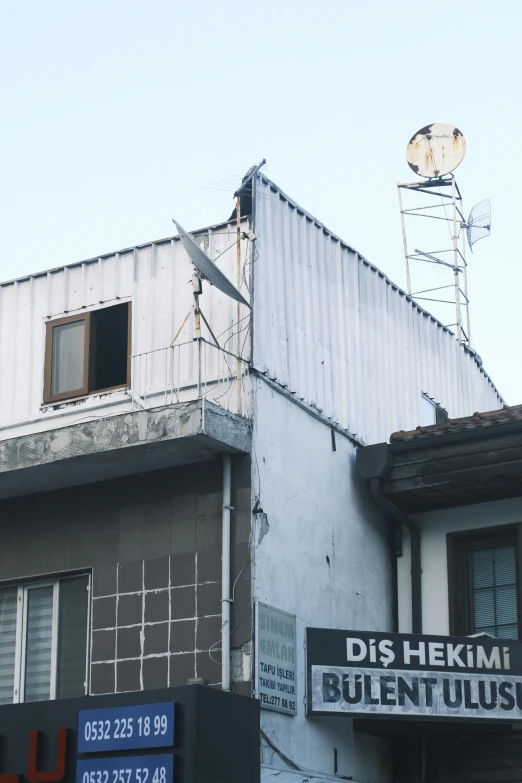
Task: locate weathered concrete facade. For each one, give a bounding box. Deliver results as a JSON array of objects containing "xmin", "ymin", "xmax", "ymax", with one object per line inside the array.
[
  {"xmin": 0, "ymin": 400, "xmax": 250, "ymax": 498},
  {"xmin": 0, "ymin": 171, "xmax": 507, "ymax": 783},
  {"xmin": 252, "ymin": 379, "xmax": 393, "ymax": 782}
]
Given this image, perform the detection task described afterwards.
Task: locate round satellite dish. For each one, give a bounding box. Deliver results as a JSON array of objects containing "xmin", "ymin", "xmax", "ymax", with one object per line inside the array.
[{"xmin": 406, "ymin": 123, "xmax": 466, "ymax": 178}]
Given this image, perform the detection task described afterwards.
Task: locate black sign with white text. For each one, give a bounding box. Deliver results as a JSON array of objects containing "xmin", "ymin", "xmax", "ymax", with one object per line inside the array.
[
  {"xmin": 0, "ymin": 686, "xmax": 259, "ymax": 783},
  {"xmin": 306, "ymin": 628, "xmax": 522, "ymax": 721}
]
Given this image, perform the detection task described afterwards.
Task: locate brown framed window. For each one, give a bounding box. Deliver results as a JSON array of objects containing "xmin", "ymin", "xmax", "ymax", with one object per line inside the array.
[
  {"xmin": 44, "ymin": 302, "xmax": 131, "ymax": 404},
  {"xmin": 447, "ymin": 525, "xmax": 521, "ymax": 639}
]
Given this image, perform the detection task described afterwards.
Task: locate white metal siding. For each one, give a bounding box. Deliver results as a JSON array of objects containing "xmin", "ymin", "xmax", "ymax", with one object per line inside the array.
[
  {"xmin": 253, "ymin": 177, "xmax": 502, "ymax": 445},
  {"xmin": 0, "ymin": 223, "xmax": 251, "ymax": 438},
  {"xmin": 0, "ymin": 177, "xmax": 503, "ymax": 445}
]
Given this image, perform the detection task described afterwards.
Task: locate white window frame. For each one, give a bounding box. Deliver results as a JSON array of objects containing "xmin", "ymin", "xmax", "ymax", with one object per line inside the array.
[{"xmin": 2, "ymin": 573, "xmax": 91, "ymax": 705}]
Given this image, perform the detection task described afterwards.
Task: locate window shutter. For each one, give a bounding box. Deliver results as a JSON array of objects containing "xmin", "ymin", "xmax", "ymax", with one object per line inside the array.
[
  {"xmin": 50, "ymin": 320, "xmax": 86, "ymax": 395},
  {"xmin": 57, "ymin": 576, "xmax": 89, "ymax": 698},
  {"xmin": 493, "ymin": 546, "xmax": 518, "ymax": 638},
  {"xmin": 0, "ymin": 589, "xmax": 18, "ymax": 704},
  {"xmin": 472, "ymin": 544, "xmax": 518, "ymax": 639},
  {"xmin": 24, "ymin": 586, "xmax": 54, "ymax": 702}
]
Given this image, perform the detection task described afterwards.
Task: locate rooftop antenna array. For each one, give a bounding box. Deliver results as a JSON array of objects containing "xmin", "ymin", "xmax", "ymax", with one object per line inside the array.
[
  {"xmin": 172, "ymin": 159, "xmax": 265, "ymax": 412},
  {"xmin": 398, "ymin": 123, "xmax": 491, "ymax": 346}
]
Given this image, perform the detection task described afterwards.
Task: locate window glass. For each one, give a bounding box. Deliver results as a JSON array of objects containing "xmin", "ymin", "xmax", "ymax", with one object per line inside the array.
[
  {"xmin": 472, "ymin": 545, "xmax": 518, "ymax": 639},
  {"xmin": 51, "ymin": 320, "xmax": 85, "ymax": 395},
  {"xmin": 0, "ymin": 588, "xmax": 17, "ymax": 704},
  {"xmin": 57, "ymin": 576, "xmax": 89, "ymax": 698},
  {"xmin": 421, "ymin": 395, "xmax": 436, "ymax": 426},
  {"xmin": 24, "ymin": 586, "xmax": 54, "ymax": 702}
]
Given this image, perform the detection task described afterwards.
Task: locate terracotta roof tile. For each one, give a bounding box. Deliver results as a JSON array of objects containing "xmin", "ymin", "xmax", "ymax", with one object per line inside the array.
[{"xmin": 390, "ymin": 404, "xmax": 522, "ymax": 443}]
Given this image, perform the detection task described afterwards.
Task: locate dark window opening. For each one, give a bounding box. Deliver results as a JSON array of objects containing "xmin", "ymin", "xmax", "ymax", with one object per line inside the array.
[
  {"xmin": 44, "ymin": 302, "xmax": 131, "ymax": 404},
  {"xmin": 448, "ymin": 525, "xmax": 521, "ymax": 639},
  {"xmin": 91, "ymin": 303, "xmax": 129, "ymax": 392}
]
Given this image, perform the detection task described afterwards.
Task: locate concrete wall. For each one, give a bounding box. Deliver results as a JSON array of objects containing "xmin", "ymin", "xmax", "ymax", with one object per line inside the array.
[
  {"xmin": 251, "ymin": 378, "xmax": 393, "ymax": 783},
  {"xmin": 397, "ymin": 497, "xmax": 522, "ymax": 635},
  {"xmin": 0, "ymin": 457, "xmax": 251, "ymax": 695}
]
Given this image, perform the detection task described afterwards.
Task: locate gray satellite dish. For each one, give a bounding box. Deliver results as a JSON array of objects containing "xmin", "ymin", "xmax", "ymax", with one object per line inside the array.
[
  {"xmin": 466, "ymin": 200, "xmax": 491, "ymax": 252},
  {"xmin": 173, "ymin": 220, "xmax": 251, "ymax": 308}
]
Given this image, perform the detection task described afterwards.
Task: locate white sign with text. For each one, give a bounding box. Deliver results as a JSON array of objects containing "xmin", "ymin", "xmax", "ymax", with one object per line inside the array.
[{"xmin": 255, "ymin": 602, "xmax": 297, "ymax": 715}]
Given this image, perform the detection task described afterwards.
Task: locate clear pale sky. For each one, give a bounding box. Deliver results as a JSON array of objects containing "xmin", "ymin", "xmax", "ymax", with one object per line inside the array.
[{"xmin": 1, "ymin": 1, "xmax": 520, "ymax": 402}]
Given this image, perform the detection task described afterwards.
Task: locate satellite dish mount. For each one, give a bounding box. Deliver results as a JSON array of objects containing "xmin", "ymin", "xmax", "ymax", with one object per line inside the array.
[{"xmin": 172, "ymin": 218, "xmax": 252, "ymax": 401}]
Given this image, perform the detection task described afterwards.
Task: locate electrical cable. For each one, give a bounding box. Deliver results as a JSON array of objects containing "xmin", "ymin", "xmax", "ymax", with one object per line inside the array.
[{"xmin": 260, "ymin": 731, "xmax": 353, "ymax": 779}]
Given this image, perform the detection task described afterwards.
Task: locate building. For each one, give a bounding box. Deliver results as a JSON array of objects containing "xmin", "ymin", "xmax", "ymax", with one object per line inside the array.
[
  {"xmin": 0, "ymin": 169, "xmax": 504, "ymax": 783},
  {"xmin": 357, "ymin": 404, "xmax": 522, "ymax": 782}
]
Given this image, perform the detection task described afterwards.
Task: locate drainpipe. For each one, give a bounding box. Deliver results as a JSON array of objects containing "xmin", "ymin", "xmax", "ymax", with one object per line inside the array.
[
  {"xmin": 369, "ymin": 479, "xmax": 422, "ymax": 634},
  {"xmin": 221, "ymin": 452, "xmax": 232, "ymax": 691}
]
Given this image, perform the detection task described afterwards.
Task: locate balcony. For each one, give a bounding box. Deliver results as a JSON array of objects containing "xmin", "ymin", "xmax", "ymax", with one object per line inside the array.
[{"xmin": 0, "ymin": 340, "xmax": 251, "ymax": 500}]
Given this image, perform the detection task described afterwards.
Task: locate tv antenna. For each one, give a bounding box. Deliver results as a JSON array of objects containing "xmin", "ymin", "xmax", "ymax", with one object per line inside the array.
[
  {"xmin": 466, "ymin": 199, "xmax": 491, "ymax": 252},
  {"xmin": 398, "ymin": 124, "xmax": 490, "ymax": 347}
]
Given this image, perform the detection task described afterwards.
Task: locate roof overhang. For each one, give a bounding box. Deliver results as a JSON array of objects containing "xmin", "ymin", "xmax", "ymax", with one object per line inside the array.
[
  {"xmin": 356, "ymin": 420, "xmax": 522, "ymax": 513},
  {"xmin": 0, "ymin": 400, "xmax": 251, "ymax": 500}
]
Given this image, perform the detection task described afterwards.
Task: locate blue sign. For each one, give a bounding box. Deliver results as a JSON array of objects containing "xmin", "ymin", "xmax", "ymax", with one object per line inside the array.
[
  {"xmin": 78, "ymin": 703, "xmax": 175, "ymax": 753},
  {"xmin": 77, "ymin": 754, "xmax": 173, "ymax": 783}
]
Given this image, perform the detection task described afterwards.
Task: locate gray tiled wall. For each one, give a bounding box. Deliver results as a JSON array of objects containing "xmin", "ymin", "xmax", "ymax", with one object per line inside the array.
[
  {"xmin": 0, "ymin": 457, "xmax": 252, "ymax": 697},
  {"xmin": 90, "ymin": 544, "xmax": 251, "ymax": 694}
]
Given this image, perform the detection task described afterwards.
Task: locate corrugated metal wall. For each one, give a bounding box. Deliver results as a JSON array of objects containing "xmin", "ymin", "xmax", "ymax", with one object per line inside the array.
[
  {"xmin": 252, "ymin": 176, "xmax": 503, "ymax": 445},
  {"xmin": 0, "ymin": 175, "xmax": 503, "ymax": 445},
  {"xmin": 0, "ymin": 223, "xmax": 251, "ymax": 437}
]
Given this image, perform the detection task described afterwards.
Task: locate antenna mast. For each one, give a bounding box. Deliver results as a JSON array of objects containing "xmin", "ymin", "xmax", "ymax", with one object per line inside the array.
[{"xmin": 398, "ymin": 124, "xmax": 472, "ymax": 345}]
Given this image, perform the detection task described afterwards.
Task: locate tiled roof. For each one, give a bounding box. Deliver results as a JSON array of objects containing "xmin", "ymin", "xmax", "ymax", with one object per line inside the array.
[{"xmin": 390, "ymin": 404, "xmax": 522, "ymax": 443}]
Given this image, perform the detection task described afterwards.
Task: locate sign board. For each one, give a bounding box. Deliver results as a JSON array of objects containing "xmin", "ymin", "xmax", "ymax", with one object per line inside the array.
[
  {"xmin": 77, "ymin": 701, "xmax": 175, "ymax": 783},
  {"xmin": 0, "ymin": 686, "xmax": 260, "ymax": 783},
  {"xmin": 307, "ymin": 628, "xmax": 522, "ymax": 721},
  {"xmin": 78, "ymin": 703, "xmax": 175, "ymax": 752},
  {"xmin": 255, "ymin": 602, "xmax": 297, "ymax": 715},
  {"xmin": 77, "ymin": 754, "xmax": 173, "ymax": 783}
]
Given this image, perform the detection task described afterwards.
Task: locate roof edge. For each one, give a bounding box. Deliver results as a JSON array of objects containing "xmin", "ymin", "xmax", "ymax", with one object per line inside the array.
[
  {"xmin": 0, "ymin": 174, "xmax": 504, "ymax": 404},
  {"xmin": 389, "ymin": 405, "xmax": 522, "ymax": 449},
  {"xmin": 256, "ymin": 174, "xmax": 504, "ymax": 404},
  {"xmin": 0, "ymin": 216, "xmax": 247, "ymax": 290}
]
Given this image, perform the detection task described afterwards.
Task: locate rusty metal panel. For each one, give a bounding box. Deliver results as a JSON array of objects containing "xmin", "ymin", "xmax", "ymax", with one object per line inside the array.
[
  {"xmin": 252, "ymin": 176, "xmax": 503, "ymax": 446},
  {"xmin": 0, "ymin": 222, "xmax": 251, "ymax": 439},
  {"xmin": 406, "ymin": 123, "xmax": 466, "ymax": 178}
]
